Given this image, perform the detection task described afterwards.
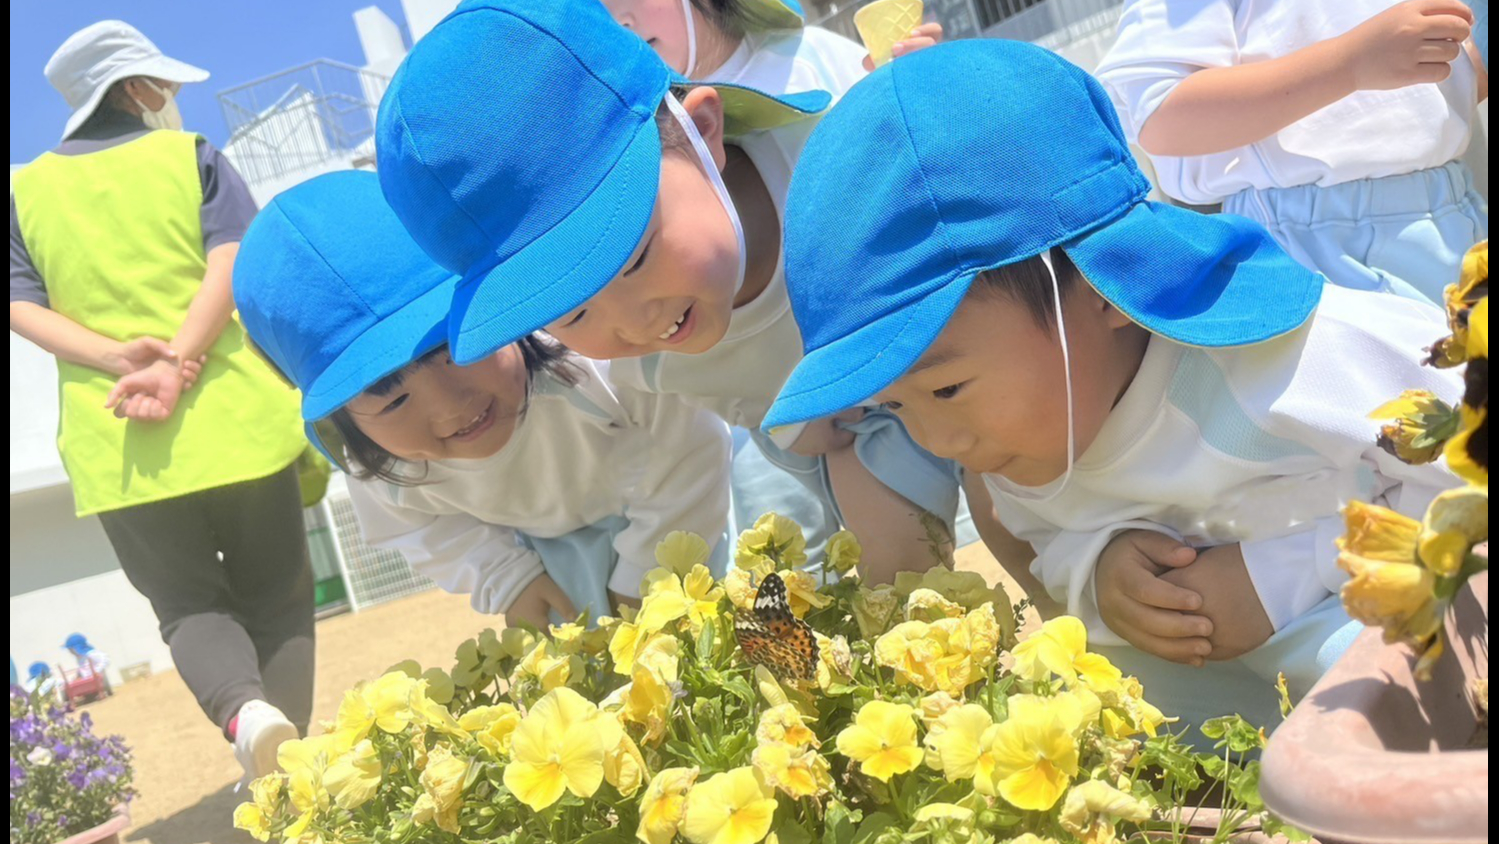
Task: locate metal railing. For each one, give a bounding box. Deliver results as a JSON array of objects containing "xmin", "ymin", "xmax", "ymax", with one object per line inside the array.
[
  {"xmin": 978, "ymin": 0, "xmax": 1120, "ymax": 47},
  {"xmin": 216, "ymin": 59, "xmax": 389, "ymax": 188}
]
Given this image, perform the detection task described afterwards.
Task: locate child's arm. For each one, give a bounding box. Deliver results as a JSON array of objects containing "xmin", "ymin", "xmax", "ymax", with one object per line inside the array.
[
  {"xmin": 612, "ymin": 391, "xmax": 733, "ymax": 600},
  {"xmin": 345, "ymin": 480, "xmax": 562, "ymax": 620},
  {"xmin": 1100, "ymin": 0, "xmax": 1474, "ymax": 158},
  {"xmin": 1093, "ymin": 528, "xmax": 1211, "ymax": 664}
]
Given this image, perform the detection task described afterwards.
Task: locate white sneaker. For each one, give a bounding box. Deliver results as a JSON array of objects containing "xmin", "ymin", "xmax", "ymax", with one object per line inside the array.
[{"xmin": 233, "ymin": 700, "xmax": 299, "ymax": 789}]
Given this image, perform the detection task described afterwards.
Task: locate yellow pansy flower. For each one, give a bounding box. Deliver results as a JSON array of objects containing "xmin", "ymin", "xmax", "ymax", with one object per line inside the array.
[
  {"xmin": 323, "ymin": 739, "xmax": 381, "ymax": 810},
  {"xmin": 987, "ymin": 701, "xmax": 1080, "ymax": 811},
  {"xmin": 1339, "ymin": 500, "xmax": 1422, "ymax": 563},
  {"xmin": 638, "ymin": 569, "xmax": 694, "ymax": 633},
  {"xmin": 681, "ymin": 766, "xmax": 779, "ymax": 844},
  {"xmin": 929, "ymin": 704, "xmax": 997, "ymax": 781},
  {"xmin": 725, "ymin": 558, "xmax": 775, "ymax": 611},
  {"xmin": 736, "ymin": 512, "xmax": 808, "ymax": 570},
  {"xmin": 684, "ymin": 564, "xmax": 726, "ymax": 632},
  {"xmin": 512, "ymin": 639, "xmax": 579, "ymax": 692},
  {"xmin": 614, "ymin": 662, "xmax": 674, "ymax": 745},
  {"xmin": 459, "ymin": 703, "xmax": 522, "ymax": 757},
  {"xmin": 905, "ymin": 588, "xmax": 967, "ymax": 622},
  {"xmin": 825, "ymin": 529, "xmax": 862, "ymax": 574},
  {"xmin": 232, "ymin": 774, "xmax": 286, "ymax": 841},
  {"xmin": 781, "ymin": 569, "xmax": 832, "ymax": 618},
  {"xmin": 503, "ymin": 687, "xmax": 621, "ymax": 811},
  {"xmin": 1012, "ymin": 616, "xmax": 1124, "ymax": 696},
  {"xmin": 1059, "ymin": 779, "xmax": 1153, "ymax": 841},
  {"xmin": 1418, "ymin": 485, "xmax": 1488, "ymax": 577},
  {"xmin": 835, "ymin": 701, "xmax": 925, "ymax": 782},
  {"xmin": 638, "ymin": 766, "xmax": 700, "ymax": 844},
  {"xmin": 361, "ymin": 671, "xmax": 417, "ymax": 734},
  {"xmin": 657, "ymin": 530, "xmax": 712, "ymax": 577}
]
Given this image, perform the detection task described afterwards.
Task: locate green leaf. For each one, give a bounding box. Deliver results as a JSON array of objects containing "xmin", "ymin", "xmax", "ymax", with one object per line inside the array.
[
  {"xmin": 824, "ymin": 801, "xmax": 860, "ymax": 844},
  {"xmin": 774, "ymin": 812, "xmax": 818, "ymax": 844},
  {"xmin": 851, "ymin": 812, "xmax": 901, "ymax": 844}
]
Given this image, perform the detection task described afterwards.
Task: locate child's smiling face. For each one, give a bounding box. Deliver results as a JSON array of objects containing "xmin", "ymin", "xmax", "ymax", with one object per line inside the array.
[
  {"xmin": 873, "ymin": 265, "xmax": 1149, "ymax": 486},
  {"xmin": 342, "ymin": 345, "xmax": 530, "ymax": 462},
  {"xmin": 602, "ymin": 0, "xmax": 695, "ymax": 74},
  {"xmin": 544, "ymin": 89, "xmax": 741, "ymax": 360}
]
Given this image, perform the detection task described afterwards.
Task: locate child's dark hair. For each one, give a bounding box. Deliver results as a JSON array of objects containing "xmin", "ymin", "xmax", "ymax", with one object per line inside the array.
[
  {"xmin": 323, "ymin": 335, "xmax": 575, "ymax": 486},
  {"xmin": 972, "ymin": 247, "xmax": 1080, "ymax": 329}
]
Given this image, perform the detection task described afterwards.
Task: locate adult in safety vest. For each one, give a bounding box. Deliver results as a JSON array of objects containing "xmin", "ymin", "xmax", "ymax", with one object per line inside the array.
[{"xmin": 10, "ymin": 20, "xmax": 314, "ymax": 786}]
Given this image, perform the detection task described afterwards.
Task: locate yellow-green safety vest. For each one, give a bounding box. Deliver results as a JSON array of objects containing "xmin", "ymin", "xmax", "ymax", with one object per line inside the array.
[{"xmin": 12, "ymin": 130, "xmax": 304, "ymax": 516}]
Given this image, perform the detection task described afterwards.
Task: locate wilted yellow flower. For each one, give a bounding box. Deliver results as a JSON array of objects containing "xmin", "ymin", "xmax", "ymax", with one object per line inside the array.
[
  {"xmin": 1339, "ymin": 548, "xmax": 1440, "ymax": 640},
  {"xmin": 1339, "ymin": 500, "xmax": 1422, "ymax": 564},
  {"xmin": 905, "ymin": 588, "xmax": 966, "ymax": 622},
  {"xmin": 1419, "ymin": 486, "xmax": 1488, "ymax": 577},
  {"xmin": 1371, "ymin": 390, "xmax": 1460, "ymax": 465},
  {"xmin": 657, "ymin": 530, "xmax": 712, "ymax": 577},
  {"xmin": 851, "ymin": 583, "xmax": 901, "ymax": 640},
  {"xmin": 1427, "ymin": 242, "xmax": 1488, "ymax": 368},
  {"xmin": 1101, "ymin": 676, "xmax": 1168, "ymax": 738},
  {"xmin": 549, "ymin": 622, "xmax": 589, "ymax": 655},
  {"xmin": 756, "ymin": 703, "xmax": 818, "ymax": 748},
  {"xmin": 503, "ymin": 687, "xmax": 621, "ymax": 811},
  {"xmin": 825, "ymin": 529, "xmax": 863, "ymax": 574},
  {"xmin": 682, "ymin": 767, "xmax": 778, "ymax": 844},
  {"xmin": 459, "ymin": 703, "xmax": 522, "ymax": 757},
  {"xmin": 614, "ymin": 662, "xmax": 674, "ymax": 745},
  {"xmin": 781, "ymin": 569, "xmax": 832, "ymax": 617},
  {"xmin": 919, "ymin": 691, "xmax": 962, "ymax": 727},
  {"xmin": 413, "ymin": 744, "xmax": 468, "ymax": 834},
  {"xmin": 323, "ymin": 739, "xmax": 381, "ymax": 810},
  {"xmin": 1059, "ymin": 780, "xmax": 1153, "ymax": 842},
  {"xmin": 835, "ymin": 701, "xmax": 925, "ymax": 782},
  {"xmin": 736, "ymin": 512, "xmax": 808, "ymax": 570},
  {"xmin": 814, "ymin": 633, "xmax": 853, "ymax": 692},
  {"xmin": 986, "ymin": 700, "xmax": 1080, "ymax": 811},
  {"xmin": 605, "ymin": 732, "xmax": 650, "ymax": 798},
  {"xmin": 1012, "ymin": 616, "xmax": 1123, "ymax": 696},
  {"xmin": 752, "ymin": 740, "xmax": 832, "ymax": 798},
  {"xmin": 725, "ymin": 557, "xmax": 773, "ymax": 612},
  {"xmin": 638, "ymin": 767, "xmax": 699, "ymax": 844},
  {"xmin": 875, "ymin": 620, "xmax": 947, "ymax": 689}
]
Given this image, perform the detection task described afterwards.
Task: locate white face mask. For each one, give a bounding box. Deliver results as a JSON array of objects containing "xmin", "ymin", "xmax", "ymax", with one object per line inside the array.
[
  {"xmin": 678, "ymin": 0, "xmax": 699, "ymax": 77},
  {"xmin": 132, "ymin": 79, "xmax": 183, "ymax": 132},
  {"xmin": 663, "ymin": 91, "xmax": 747, "ymax": 295}
]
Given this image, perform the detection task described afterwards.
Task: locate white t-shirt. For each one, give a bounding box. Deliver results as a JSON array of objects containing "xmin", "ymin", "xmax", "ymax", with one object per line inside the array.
[
  {"xmin": 1097, "ymin": 0, "xmax": 1480, "ymax": 205},
  {"xmin": 347, "ymin": 357, "xmax": 731, "ymax": 613},
  {"xmin": 984, "ymin": 285, "xmax": 1459, "ymax": 644},
  {"xmin": 609, "ymin": 126, "xmax": 811, "ymax": 446}
]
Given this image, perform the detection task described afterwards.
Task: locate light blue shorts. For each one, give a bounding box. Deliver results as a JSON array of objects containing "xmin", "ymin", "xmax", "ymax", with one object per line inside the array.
[
  {"xmin": 747, "ymin": 407, "xmax": 963, "ymax": 545},
  {"xmin": 1094, "ymin": 595, "xmax": 1362, "ymax": 750},
  {"xmin": 523, "ymin": 515, "xmax": 730, "ymax": 625},
  {"xmin": 1225, "ymin": 161, "xmax": 1488, "ymax": 304}
]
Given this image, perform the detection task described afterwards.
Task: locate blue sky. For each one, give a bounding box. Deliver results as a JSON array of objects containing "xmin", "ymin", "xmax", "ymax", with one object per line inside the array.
[{"xmin": 10, "ymin": 1, "xmax": 410, "ymax": 163}]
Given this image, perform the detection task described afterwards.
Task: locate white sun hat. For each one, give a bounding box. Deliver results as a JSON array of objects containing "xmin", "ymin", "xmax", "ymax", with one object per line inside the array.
[{"xmin": 45, "ymin": 20, "xmax": 210, "ymax": 141}]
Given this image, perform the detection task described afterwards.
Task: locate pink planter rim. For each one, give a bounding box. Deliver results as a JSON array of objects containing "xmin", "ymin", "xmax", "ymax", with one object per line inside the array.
[{"xmin": 53, "ymin": 806, "xmax": 130, "ymax": 844}]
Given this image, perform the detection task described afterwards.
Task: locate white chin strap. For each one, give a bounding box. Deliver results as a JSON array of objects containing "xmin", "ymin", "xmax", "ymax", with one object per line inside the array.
[
  {"xmin": 663, "ymin": 91, "xmax": 747, "ymax": 295},
  {"xmin": 679, "ymin": 0, "xmax": 699, "ymax": 77},
  {"xmin": 1032, "ymin": 248, "xmax": 1076, "ymax": 503}
]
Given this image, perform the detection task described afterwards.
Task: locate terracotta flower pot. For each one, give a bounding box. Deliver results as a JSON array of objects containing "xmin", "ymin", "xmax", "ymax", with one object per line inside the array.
[
  {"xmin": 1261, "ymin": 572, "xmax": 1488, "ymax": 844},
  {"xmin": 53, "ymin": 807, "xmax": 130, "ymax": 844}
]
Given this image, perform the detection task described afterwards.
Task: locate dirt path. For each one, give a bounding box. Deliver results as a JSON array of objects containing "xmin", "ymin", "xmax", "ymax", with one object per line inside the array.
[{"xmin": 79, "ymin": 544, "xmax": 1029, "ymax": 844}]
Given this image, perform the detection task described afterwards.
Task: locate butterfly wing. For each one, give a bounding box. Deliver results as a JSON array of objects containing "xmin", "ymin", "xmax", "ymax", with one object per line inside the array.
[{"xmin": 735, "ymin": 572, "xmax": 820, "ymax": 681}]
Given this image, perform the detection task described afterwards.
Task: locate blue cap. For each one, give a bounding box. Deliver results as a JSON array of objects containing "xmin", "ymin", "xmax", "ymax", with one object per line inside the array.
[
  {"xmin": 28, "ymin": 662, "xmax": 50, "ymax": 679},
  {"xmin": 764, "ymin": 40, "xmax": 1323, "ymax": 429},
  {"xmin": 234, "ymin": 171, "xmax": 455, "ymax": 460},
  {"xmin": 375, "ymin": 0, "xmax": 829, "ymax": 365},
  {"xmin": 63, "ymin": 634, "xmax": 91, "ymax": 653}
]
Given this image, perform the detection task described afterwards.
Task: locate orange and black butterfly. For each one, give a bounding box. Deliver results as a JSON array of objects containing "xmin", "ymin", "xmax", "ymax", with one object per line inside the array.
[{"xmin": 735, "ymin": 571, "xmax": 819, "ymax": 681}]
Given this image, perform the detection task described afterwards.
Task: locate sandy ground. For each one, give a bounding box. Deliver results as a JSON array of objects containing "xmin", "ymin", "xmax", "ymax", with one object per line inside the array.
[{"xmin": 78, "ymin": 543, "xmax": 1032, "ymax": 844}]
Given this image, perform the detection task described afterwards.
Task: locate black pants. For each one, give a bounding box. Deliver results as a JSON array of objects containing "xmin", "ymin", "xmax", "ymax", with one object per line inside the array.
[{"xmin": 97, "ymin": 465, "xmax": 315, "ymax": 736}]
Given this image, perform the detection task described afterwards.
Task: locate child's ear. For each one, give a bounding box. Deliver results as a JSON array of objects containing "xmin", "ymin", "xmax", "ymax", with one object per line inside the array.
[{"xmin": 679, "ymin": 86, "xmax": 728, "ymax": 171}]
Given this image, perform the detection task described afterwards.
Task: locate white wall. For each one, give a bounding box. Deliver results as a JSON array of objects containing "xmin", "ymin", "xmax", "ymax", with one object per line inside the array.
[{"xmin": 9, "ymin": 484, "xmax": 171, "ymax": 687}]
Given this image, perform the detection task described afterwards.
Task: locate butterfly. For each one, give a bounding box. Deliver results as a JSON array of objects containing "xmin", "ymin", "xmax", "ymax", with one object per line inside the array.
[{"xmin": 734, "ymin": 571, "xmax": 820, "ymax": 682}]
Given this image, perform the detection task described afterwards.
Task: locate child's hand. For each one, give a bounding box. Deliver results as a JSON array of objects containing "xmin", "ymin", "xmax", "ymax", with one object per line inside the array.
[
  {"xmin": 105, "ymin": 359, "xmax": 187, "ymax": 422},
  {"xmin": 862, "ymin": 22, "xmax": 944, "ymax": 72},
  {"xmin": 1339, "ymin": 0, "xmax": 1474, "ymax": 91},
  {"xmin": 1159, "ymin": 543, "xmax": 1274, "ymax": 661},
  {"xmin": 1095, "ymin": 530, "xmax": 1211, "ymax": 666},
  {"xmin": 505, "ymin": 575, "xmax": 576, "ymax": 631},
  {"xmin": 788, "ymin": 408, "xmax": 864, "ymax": 457}
]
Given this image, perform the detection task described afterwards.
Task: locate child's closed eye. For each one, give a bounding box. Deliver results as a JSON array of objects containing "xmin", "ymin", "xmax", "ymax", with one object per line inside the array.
[
  {"xmin": 380, "ymin": 394, "xmax": 410, "ymax": 414},
  {"xmin": 933, "ymin": 382, "xmax": 965, "ymax": 400}
]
